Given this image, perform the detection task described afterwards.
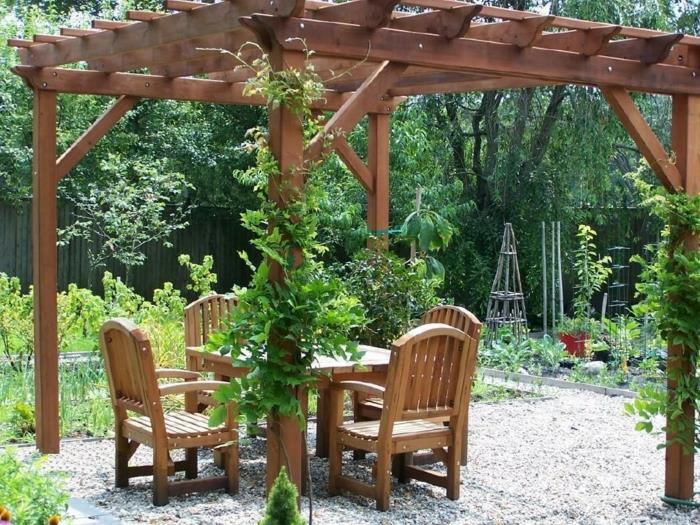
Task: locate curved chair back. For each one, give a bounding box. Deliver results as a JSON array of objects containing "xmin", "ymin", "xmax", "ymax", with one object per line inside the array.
[
  {"xmin": 100, "ymin": 318, "xmax": 163, "ymax": 422},
  {"xmin": 184, "ymin": 294, "xmax": 238, "ymax": 347},
  {"xmin": 421, "ymin": 304, "xmax": 481, "ymax": 340},
  {"xmin": 381, "ymin": 323, "xmax": 479, "ymax": 427}
]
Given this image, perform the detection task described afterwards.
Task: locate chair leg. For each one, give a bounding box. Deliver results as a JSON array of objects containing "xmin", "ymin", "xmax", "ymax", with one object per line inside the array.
[
  {"xmin": 152, "ymin": 445, "xmax": 170, "ymax": 506},
  {"xmin": 185, "ymin": 447, "xmax": 198, "ymax": 480},
  {"xmin": 225, "ymin": 442, "xmax": 239, "ymax": 495},
  {"xmin": 392, "ymin": 453, "xmax": 410, "ymax": 483},
  {"xmin": 446, "ymin": 444, "xmax": 460, "ymax": 501},
  {"xmin": 375, "ymin": 452, "xmax": 392, "ymax": 511},
  {"xmin": 328, "ymin": 440, "xmax": 342, "ymax": 496},
  {"xmin": 115, "ymin": 431, "xmax": 130, "ymax": 488}
]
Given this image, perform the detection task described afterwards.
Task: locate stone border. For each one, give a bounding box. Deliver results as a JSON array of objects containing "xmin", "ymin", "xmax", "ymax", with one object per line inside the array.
[
  {"xmin": 479, "ymin": 367, "xmax": 637, "ymax": 399},
  {"xmin": 68, "ymin": 498, "xmax": 121, "ymax": 525}
]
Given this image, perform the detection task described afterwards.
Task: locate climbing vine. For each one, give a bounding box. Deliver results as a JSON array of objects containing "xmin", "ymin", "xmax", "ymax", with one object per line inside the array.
[
  {"xmin": 626, "ymin": 169, "xmax": 700, "ymax": 453},
  {"xmin": 207, "ymin": 45, "xmax": 365, "ymax": 430}
]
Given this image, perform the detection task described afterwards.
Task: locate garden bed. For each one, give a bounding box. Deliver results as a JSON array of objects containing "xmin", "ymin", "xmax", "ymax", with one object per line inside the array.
[{"xmin": 12, "ymin": 389, "xmax": 700, "ymax": 525}]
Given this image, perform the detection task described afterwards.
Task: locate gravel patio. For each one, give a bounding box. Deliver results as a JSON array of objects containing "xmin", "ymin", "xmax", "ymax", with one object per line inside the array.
[{"xmin": 19, "ymin": 388, "xmax": 700, "ymax": 525}]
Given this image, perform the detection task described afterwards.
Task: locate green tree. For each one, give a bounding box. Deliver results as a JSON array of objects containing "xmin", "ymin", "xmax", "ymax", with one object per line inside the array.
[
  {"xmin": 259, "ymin": 467, "xmax": 305, "ymax": 525},
  {"xmin": 59, "ymin": 156, "xmax": 191, "ymax": 283}
]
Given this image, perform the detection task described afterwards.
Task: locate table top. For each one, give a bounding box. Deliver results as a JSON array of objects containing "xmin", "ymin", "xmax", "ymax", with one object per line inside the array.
[{"xmin": 186, "ymin": 344, "xmax": 391, "ymax": 374}]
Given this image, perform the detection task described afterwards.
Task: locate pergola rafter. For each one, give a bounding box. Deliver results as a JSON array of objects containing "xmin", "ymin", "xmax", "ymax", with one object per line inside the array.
[{"xmin": 7, "ymin": 0, "xmax": 700, "ymax": 505}]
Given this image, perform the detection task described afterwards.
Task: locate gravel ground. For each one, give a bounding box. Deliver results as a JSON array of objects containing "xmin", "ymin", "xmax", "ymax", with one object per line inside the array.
[{"xmin": 16, "ymin": 389, "xmax": 700, "ymax": 525}]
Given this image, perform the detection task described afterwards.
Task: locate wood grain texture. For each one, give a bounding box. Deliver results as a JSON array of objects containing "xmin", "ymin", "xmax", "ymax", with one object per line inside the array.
[{"xmin": 32, "ymin": 88, "xmax": 59, "ymax": 453}]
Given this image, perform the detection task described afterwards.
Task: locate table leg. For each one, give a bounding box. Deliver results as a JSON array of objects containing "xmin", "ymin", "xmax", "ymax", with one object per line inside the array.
[{"xmin": 315, "ymin": 387, "xmax": 330, "ymax": 458}]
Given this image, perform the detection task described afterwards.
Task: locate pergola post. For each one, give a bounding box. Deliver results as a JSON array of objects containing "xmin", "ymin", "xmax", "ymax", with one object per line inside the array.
[
  {"xmin": 265, "ymin": 45, "xmax": 306, "ymax": 494},
  {"xmin": 367, "ymin": 113, "xmax": 391, "ymax": 247},
  {"xmin": 32, "ymin": 88, "xmax": 60, "ymax": 453},
  {"xmin": 664, "ymin": 92, "xmax": 700, "ymax": 502}
]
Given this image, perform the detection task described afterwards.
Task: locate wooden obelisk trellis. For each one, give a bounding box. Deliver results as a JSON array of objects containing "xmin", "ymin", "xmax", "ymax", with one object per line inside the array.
[{"xmin": 486, "ymin": 223, "xmax": 528, "ymax": 344}]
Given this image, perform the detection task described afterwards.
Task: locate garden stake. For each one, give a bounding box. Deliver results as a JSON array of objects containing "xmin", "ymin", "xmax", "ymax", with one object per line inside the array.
[{"xmin": 542, "ymin": 222, "xmax": 548, "ymax": 335}]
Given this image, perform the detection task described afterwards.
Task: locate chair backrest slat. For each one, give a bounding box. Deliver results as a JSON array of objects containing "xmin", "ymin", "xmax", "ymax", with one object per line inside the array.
[
  {"xmin": 100, "ymin": 318, "xmax": 163, "ymax": 420},
  {"xmin": 421, "ymin": 305, "xmax": 480, "ymax": 339},
  {"xmin": 184, "ymin": 294, "xmax": 238, "ymax": 347},
  {"xmin": 378, "ymin": 324, "xmax": 477, "ymax": 434}
]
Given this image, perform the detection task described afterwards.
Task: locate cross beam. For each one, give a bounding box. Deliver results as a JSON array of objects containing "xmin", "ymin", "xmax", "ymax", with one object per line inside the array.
[
  {"xmin": 17, "ymin": 0, "xmax": 302, "ymax": 67},
  {"xmin": 12, "ymin": 67, "xmax": 399, "ymax": 113},
  {"xmin": 249, "ymin": 16, "xmax": 700, "ymax": 96}
]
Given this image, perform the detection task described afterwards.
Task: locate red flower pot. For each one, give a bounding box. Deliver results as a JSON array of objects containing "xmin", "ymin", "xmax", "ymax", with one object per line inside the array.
[{"xmin": 559, "ymin": 332, "xmax": 589, "ymax": 358}]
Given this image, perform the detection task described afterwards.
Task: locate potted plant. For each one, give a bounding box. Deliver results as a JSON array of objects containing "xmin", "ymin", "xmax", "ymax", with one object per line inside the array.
[{"xmin": 558, "ymin": 225, "xmax": 611, "ymax": 357}]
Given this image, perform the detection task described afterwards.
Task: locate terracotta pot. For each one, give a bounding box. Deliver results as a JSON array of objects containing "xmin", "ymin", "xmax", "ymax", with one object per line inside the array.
[{"xmin": 559, "ymin": 332, "xmax": 589, "ymax": 358}]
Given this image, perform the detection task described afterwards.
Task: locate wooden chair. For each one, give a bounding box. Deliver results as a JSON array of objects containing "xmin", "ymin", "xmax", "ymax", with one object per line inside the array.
[
  {"xmin": 100, "ymin": 318, "xmax": 239, "ymax": 506},
  {"xmin": 328, "ymin": 323, "xmax": 479, "ymax": 511},
  {"xmin": 184, "ymin": 293, "xmax": 238, "ymax": 348},
  {"xmin": 354, "ymin": 305, "xmax": 482, "ymax": 463}
]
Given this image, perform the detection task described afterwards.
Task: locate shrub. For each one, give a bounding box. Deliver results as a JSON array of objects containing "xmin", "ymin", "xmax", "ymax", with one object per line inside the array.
[
  {"xmin": 0, "ymin": 274, "xmax": 34, "ymax": 371},
  {"xmin": 178, "ymin": 254, "xmax": 218, "ymax": 297},
  {"xmin": 332, "ymin": 248, "xmax": 441, "ymax": 347},
  {"xmin": 259, "ymin": 467, "xmax": 305, "ymax": 525},
  {"xmin": 0, "ymin": 448, "xmax": 68, "ymax": 525}
]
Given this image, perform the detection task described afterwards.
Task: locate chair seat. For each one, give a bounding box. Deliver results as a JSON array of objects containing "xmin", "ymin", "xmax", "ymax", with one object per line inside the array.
[
  {"xmin": 123, "ymin": 410, "xmax": 228, "ymax": 448},
  {"xmin": 337, "ymin": 419, "xmax": 452, "ymax": 454}
]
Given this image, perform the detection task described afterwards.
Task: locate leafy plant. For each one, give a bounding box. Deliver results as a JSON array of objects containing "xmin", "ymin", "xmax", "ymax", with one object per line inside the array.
[
  {"xmin": 259, "ymin": 467, "xmax": 305, "ymax": 525},
  {"xmin": 603, "ymin": 316, "xmax": 641, "ymax": 373},
  {"xmin": 479, "ymin": 337, "xmax": 534, "ymax": 373},
  {"xmin": 399, "ymin": 207, "xmax": 454, "ymax": 279},
  {"xmin": 332, "ymin": 248, "xmax": 441, "ymax": 348},
  {"xmin": 0, "ymin": 274, "xmax": 33, "ymax": 371},
  {"xmin": 57, "ymin": 284, "xmax": 105, "ymax": 353},
  {"xmin": 531, "ymin": 334, "xmax": 567, "ymax": 371},
  {"xmin": 572, "ymin": 224, "xmax": 612, "ymax": 322},
  {"xmin": 207, "ymin": 46, "xmax": 365, "ymax": 437},
  {"xmin": 625, "ymin": 171, "xmax": 700, "ymax": 452},
  {"xmin": 0, "ymin": 448, "xmax": 68, "ymax": 525},
  {"xmin": 178, "ymin": 254, "xmax": 218, "ymax": 297}
]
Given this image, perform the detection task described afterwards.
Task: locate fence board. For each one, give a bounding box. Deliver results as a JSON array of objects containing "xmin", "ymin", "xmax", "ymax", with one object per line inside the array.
[{"xmin": 0, "ymin": 200, "xmax": 251, "ymax": 299}]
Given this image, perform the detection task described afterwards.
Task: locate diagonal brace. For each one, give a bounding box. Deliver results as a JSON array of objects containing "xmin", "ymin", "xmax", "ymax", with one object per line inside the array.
[
  {"xmin": 334, "ymin": 137, "xmax": 374, "ymax": 192},
  {"xmin": 56, "ymin": 95, "xmax": 139, "ymax": 181},
  {"xmin": 601, "ymin": 86, "xmax": 682, "ymax": 191},
  {"xmin": 305, "ymin": 60, "xmax": 407, "ymax": 162}
]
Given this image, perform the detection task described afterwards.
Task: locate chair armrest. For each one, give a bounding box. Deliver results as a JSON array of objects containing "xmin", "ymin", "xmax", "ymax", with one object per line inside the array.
[
  {"xmin": 155, "ymin": 368, "xmax": 201, "ymax": 380},
  {"xmin": 331, "ymin": 381, "xmax": 385, "ymax": 397},
  {"xmin": 159, "ymin": 380, "xmax": 229, "ymax": 396}
]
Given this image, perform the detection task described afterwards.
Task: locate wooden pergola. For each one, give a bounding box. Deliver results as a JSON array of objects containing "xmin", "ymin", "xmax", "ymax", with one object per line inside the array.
[{"xmin": 8, "ymin": 0, "xmax": 700, "ymax": 501}]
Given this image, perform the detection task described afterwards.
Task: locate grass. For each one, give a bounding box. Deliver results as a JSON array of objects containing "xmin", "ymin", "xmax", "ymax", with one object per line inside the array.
[
  {"xmin": 471, "ymin": 378, "xmax": 542, "ymax": 403},
  {"xmin": 0, "ymin": 358, "xmax": 113, "ymax": 444}
]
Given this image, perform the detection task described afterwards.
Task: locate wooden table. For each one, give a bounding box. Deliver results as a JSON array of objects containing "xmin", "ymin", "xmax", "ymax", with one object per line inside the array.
[{"xmin": 185, "ymin": 344, "xmax": 391, "ymax": 457}]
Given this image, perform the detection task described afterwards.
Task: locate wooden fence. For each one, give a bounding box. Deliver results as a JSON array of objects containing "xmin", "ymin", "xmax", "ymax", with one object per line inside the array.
[{"xmin": 0, "ymin": 200, "xmax": 251, "ymax": 299}]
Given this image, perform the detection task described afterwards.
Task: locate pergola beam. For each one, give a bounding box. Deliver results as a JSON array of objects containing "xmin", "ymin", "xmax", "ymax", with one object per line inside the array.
[
  {"xmin": 12, "ymin": 67, "xmax": 397, "ymax": 113},
  {"xmin": 388, "ymin": 5, "xmax": 482, "ymax": 39},
  {"xmin": 601, "ymin": 87, "xmax": 682, "ymax": 192},
  {"xmin": 56, "ymin": 96, "xmax": 139, "ymax": 181},
  {"xmin": 400, "ymin": 0, "xmax": 700, "ymax": 45},
  {"xmin": 250, "ymin": 16, "xmax": 700, "ymax": 96},
  {"xmin": 88, "ymin": 29, "xmax": 254, "ymax": 73},
  {"xmin": 465, "ymin": 16, "xmax": 555, "ymax": 49},
  {"xmin": 305, "ymin": 60, "xmax": 407, "ymax": 162},
  {"xmin": 17, "ymin": 0, "xmax": 303, "ymax": 67},
  {"xmin": 312, "ymin": 0, "xmax": 399, "ymax": 28},
  {"xmin": 535, "ymin": 26, "xmax": 622, "ymax": 56},
  {"xmin": 603, "ymin": 34, "xmax": 684, "ymax": 65},
  {"xmin": 389, "ymin": 75, "xmax": 562, "ymax": 96}
]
